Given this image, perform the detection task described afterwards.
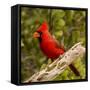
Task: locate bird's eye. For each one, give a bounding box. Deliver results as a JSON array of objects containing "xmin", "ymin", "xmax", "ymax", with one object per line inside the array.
[{"xmin": 37, "ymin": 31, "xmax": 42, "ymax": 35}]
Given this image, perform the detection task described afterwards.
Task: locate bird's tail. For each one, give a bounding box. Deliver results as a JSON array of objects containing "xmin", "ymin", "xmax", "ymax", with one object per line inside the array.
[{"xmin": 69, "ymin": 64, "xmax": 80, "ymax": 76}]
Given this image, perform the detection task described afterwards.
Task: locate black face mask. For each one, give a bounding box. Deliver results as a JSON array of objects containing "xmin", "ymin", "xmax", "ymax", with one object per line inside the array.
[{"xmin": 37, "ymin": 31, "xmax": 42, "ymax": 43}]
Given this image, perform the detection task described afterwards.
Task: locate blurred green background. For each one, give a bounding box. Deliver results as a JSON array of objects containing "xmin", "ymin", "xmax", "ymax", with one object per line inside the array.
[{"xmin": 21, "ymin": 7, "xmax": 86, "ymax": 82}]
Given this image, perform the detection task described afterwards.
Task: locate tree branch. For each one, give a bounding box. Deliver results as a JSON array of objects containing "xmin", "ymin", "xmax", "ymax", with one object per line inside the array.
[{"xmin": 24, "ymin": 42, "xmax": 85, "ymax": 83}]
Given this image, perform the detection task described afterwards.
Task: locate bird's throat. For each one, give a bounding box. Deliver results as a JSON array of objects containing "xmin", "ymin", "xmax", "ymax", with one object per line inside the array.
[{"xmin": 38, "ymin": 37, "xmax": 42, "ymax": 43}]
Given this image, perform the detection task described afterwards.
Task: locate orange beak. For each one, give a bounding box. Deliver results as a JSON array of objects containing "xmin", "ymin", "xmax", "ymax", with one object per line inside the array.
[{"xmin": 33, "ymin": 32, "xmax": 40, "ymax": 38}]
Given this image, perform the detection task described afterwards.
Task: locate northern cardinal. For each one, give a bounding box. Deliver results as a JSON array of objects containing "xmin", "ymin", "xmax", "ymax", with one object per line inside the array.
[{"xmin": 33, "ymin": 21, "xmax": 80, "ymax": 76}]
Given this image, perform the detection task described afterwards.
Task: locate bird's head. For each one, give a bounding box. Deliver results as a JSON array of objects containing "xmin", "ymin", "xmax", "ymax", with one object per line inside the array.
[{"xmin": 33, "ymin": 21, "xmax": 48, "ymax": 39}]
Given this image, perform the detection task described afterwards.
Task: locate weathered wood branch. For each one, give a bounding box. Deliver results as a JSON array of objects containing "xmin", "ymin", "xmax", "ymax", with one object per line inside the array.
[{"xmin": 24, "ymin": 42, "xmax": 85, "ymax": 83}]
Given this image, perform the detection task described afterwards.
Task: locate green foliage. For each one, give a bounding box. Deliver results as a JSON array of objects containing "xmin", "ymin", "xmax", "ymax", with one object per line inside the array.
[{"xmin": 21, "ymin": 7, "xmax": 86, "ymax": 82}]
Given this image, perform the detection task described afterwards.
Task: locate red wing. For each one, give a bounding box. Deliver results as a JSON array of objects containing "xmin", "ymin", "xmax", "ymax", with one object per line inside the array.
[{"xmin": 52, "ymin": 35, "xmax": 65, "ymax": 51}]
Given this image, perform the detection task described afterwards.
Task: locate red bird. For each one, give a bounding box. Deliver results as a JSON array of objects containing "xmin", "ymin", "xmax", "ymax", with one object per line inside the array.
[{"xmin": 33, "ymin": 21, "xmax": 80, "ymax": 76}]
